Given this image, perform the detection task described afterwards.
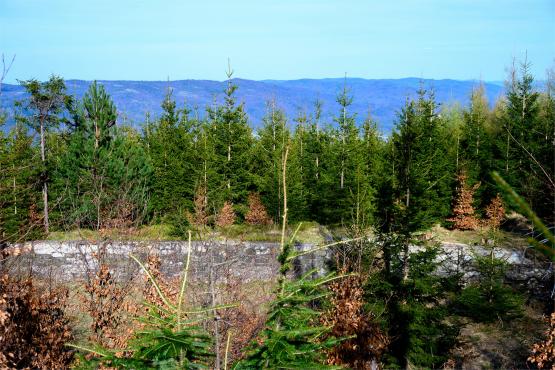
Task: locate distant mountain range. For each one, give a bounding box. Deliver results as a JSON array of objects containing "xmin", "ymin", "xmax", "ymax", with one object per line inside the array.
[{"xmin": 0, "ymin": 78, "xmax": 507, "ymax": 133}]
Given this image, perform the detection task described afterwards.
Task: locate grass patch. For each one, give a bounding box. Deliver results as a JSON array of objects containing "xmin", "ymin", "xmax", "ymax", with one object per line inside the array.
[
  {"xmin": 47, "ymin": 224, "xmax": 175, "ymax": 241},
  {"xmin": 430, "ymin": 225, "xmax": 529, "ymax": 249},
  {"xmin": 47, "ymin": 222, "xmax": 327, "ymax": 244}
]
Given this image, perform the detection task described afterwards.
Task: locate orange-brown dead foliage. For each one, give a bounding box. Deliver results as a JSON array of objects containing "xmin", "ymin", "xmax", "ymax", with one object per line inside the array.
[
  {"xmin": 216, "ymin": 201, "xmax": 236, "ymax": 227},
  {"xmin": 448, "ymin": 171, "xmax": 480, "ymax": 230},
  {"xmin": 82, "ymin": 245, "xmax": 130, "ymax": 349},
  {"xmin": 189, "ymin": 185, "xmax": 209, "ymax": 227},
  {"xmin": 483, "ymin": 194, "xmax": 505, "ymax": 230},
  {"xmin": 245, "ymin": 193, "xmax": 272, "ymax": 226},
  {"xmin": 0, "ymin": 274, "xmax": 73, "ymax": 369},
  {"xmin": 529, "ymin": 312, "xmax": 555, "ymax": 369},
  {"xmin": 323, "ymin": 272, "xmax": 389, "ymax": 369}
]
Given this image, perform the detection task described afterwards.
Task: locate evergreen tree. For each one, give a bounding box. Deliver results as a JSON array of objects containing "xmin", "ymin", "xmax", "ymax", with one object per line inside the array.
[
  {"xmin": 208, "ymin": 64, "xmax": 254, "ymax": 211},
  {"xmin": 302, "ymin": 100, "xmax": 330, "ymax": 222},
  {"xmin": 254, "ymin": 102, "xmax": 289, "ymax": 222},
  {"xmin": 55, "ymin": 82, "xmax": 151, "ymax": 229},
  {"xmin": 460, "ymin": 85, "xmax": 495, "ymax": 209},
  {"xmin": 288, "ymin": 110, "xmax": 310, "ymax": 221},
  {"xmin": 366, "ymin": 235, "xmax": 459, "ymax": 369},
  {"xmin": 532, "ymin": 67, "xmax": 555, "ymax": 220},
  {"xmin": 182, "ymin": 106, "xmax": 220, "ymax": 223},
  {"xmin": 331, "ymin": 83, "xmax": 362, "ymax": 224},
  {"xmin": 390, "ymin": 88, "xmax": 454, "ymax": 234},
  {"xmin": 0, "ymin": 123, "xmax": 41, "ymax": 242},
  {"xmin": 15, "ymin": 76, "xmax": 70, "ymax": 233},
  {"xmin": 498, "ymin": 59, "xmax": 553, "ymax": 218},
  {"xmin": 146, "ymin": 87, "xmax": 196, "ymax": 223},
  {"xmin": 361, "ymin": 109, "xmax": 383, "ymax": 190},
  {"xmin": 350, "ymin": 109, "xmax": 382, "ymax": 229},
  {"xmin": 236, "ymin": 145, "xmax": 340, "ymax": 369}
]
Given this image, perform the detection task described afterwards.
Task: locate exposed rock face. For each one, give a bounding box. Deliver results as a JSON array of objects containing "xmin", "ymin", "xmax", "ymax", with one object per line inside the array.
[{"xmin": 5, "ymin": 239, "xmax": 552, "ymax": 297}]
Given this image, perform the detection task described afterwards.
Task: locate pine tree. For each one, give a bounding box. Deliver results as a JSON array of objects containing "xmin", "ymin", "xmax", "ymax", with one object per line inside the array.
[
  {"xmin": 55, "ymin": 82, "xmax": 151, "ymax": 230},
  {"xmin": 394, "ymin": 89, "xmax": 455, "ymax": 277},
  {"xmin": 146, "ymin": 86, "xmax": 196, "ymax": 222},
  {"xmin": 288, "ymin": 110, "xmax": 310, "ymax": 221},
  {"xmin": 208, "ymin": 63, "xmax": 254, "ymax": 209},
  {"xmin": 254, "ymin": 102, "xmax": 289, "ymax": 222},
  {"xmin": 390, "ymin": 88, "xmax": 454, "ymax": 234},
  {"xmin": 0, "ymin": 123, "xmax": 41, "ymax": 242},
  {"xmin": 15, "ymin": 76, "xmax": 69, "ymax": 233},
  {"xmin": 361, "ymin": 109, "xmax": 383, "ymax": 189},
  {"xmin": 532, "ymin": 67, "xmax": 555, "ymax": 220},
  {"xmin": 303, "ymin": 100, "xmax": 328, "ymax": 221},
  {"xmin": 456, "ymin": 186, "xmax": 522, "ymax": 323},
  {"xmin": 460, "ymin": 85, "xmax": 495, "ymax": 209},
  {"xmin": 366, "ymin": 234, "xmax": 459, "ymax": 368},
  {"xmin": 498, "ymin": 58, "xmax": 553, "ymax": 219},
  {"xmin": 189, "ymin": 113, "xmax": 220, "ymax": 221},
  {"xmin": 330, "ymin": 82, "xmax": 363, "ymax": 224}
]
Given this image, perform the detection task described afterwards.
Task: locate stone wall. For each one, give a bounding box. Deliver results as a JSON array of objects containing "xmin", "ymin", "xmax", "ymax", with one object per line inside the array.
[
  {"xmin": 4, "ymin": 239, "xmax": 552, "ymax": 298},
  {"xmin": 5, "ymin": 240, "xmax": 328, "ymax": 284}
]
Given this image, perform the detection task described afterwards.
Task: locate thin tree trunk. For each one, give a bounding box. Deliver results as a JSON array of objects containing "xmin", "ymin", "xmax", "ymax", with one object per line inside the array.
[
  {"xmin": 40, "ymin": 121, "xmax": 49, "ymax": 233},
  {"xmin": 341, "ymin": 166, "xmax": 344, "ymax": 189},
  {"xmin": 456, "ymin": 131, "xmax": 460, "ymax": 169},
  {"xmin": 12, "ymin": 164, "xmax": 16, "ymax": 215},
  {"xmin": 94, "ymin": 119, "xmax": 99, "ymax": 150},
  {"xmin": 505, "ymin": 132, "xmax": 510, "ymax": 173},
  {"xmin": 402, "ymin": 185, "xmax": 410, "ymax": 281},
  {"xmin": 280, "ymin": 145, "xmax": 289, "ymax": 249}
]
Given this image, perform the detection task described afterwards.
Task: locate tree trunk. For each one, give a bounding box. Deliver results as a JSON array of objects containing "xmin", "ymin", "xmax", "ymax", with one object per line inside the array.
[
  {"xmin": 505, "ymin": 132, "xmax": 510, "ymax": 173},
  {"xmin": 40, "ymin": 121, "xmax": 49, "ymax": 233},
  {"xmin": 340, "ymin": 166, "xmax": 344, "ymax": 189},
  {"xmin": 94, "ymin": 119, "xmax": 99, "ymax": 149},
  {"xmin": 12, "ymin": 164, "xmax": 16, "ymax": 215}
]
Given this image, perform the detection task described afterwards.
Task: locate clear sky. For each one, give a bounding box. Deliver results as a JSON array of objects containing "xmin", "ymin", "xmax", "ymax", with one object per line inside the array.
[{"xmin": 1, "ymin": 0, "xmax": 553, "ymax": 83}]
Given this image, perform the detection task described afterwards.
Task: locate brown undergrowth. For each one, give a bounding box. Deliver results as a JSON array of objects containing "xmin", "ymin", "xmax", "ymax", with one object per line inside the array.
[
  {"xmin": 81, "ymin": 244, "xmax": 136, "ymax": 350},
  {"xmin": 529, "ymin": 312, "xmax": 555, "ymax": 369},
  {"xmin": 323, "ymin": 258, "xmax": 389, "ymax": 369},
  {"xmin": 0, "ymin": 274, "xmax": 74, "ymax": 369}
]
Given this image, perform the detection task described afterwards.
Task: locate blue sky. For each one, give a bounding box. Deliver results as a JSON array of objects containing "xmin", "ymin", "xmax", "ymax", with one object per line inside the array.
[{"xmin": 1, "ymin": 0, "xmax": 553, "ymax": 83}]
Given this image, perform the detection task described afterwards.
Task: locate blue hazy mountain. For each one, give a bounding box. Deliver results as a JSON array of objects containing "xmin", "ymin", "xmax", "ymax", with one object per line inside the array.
[{"xmin": 0, "ymin": 78, "xmax": 505, "ymax": 133}]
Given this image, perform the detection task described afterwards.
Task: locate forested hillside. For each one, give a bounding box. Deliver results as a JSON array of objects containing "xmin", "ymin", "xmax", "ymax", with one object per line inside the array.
[
  {"xmin": 1, "ymin": 59, "xmax": 554, "ymax": 369},
  {"xmin": 0, "ymin": 77, "xmax": 507, "ymax": 132}
]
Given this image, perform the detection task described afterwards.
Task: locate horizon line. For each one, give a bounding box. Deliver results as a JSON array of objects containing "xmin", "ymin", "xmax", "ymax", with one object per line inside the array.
[{"xmin": 2, "ymin": 76, "xmax": 511, "ymax": 85}]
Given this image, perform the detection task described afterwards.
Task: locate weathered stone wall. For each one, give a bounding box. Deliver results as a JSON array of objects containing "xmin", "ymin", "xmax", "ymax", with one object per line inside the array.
[
  {"xmin": 4, "ymin": 239, "xmax": 552, "ymax": 298},
  {"xmin": 431, "ymin": 242, "xmax": 553, "ymax": 298},
  {"xmin": 5, "ymin": 240, "xmax": 329, "ymax": 284}
]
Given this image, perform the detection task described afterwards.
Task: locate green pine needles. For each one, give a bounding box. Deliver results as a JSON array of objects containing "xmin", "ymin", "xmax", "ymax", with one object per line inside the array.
[{"xmin": 235, "ymin": 226, "xmax": 344, "ymax": 369}]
